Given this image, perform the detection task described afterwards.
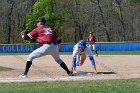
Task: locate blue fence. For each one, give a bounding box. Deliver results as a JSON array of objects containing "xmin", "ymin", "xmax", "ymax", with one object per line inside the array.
[
  {"xmin": 0, "ymin": 42, "xmax": 140, "ymax": 53},
  {"xmin": 96, "ymin": 42, "xmax": 140, "ymax": 51},
  {"xmin": 0, "ymin": 44, "xmax": 40, "ymax": 53}
]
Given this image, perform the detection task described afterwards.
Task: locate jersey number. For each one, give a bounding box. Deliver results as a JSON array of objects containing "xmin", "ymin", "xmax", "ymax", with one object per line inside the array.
[{"xmin": 43, "ymin": 28, "xmax": 52, "ymax": 35}]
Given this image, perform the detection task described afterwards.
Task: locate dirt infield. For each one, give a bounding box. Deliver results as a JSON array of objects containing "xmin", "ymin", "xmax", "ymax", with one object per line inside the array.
[{"xmin": 0, "ymin": 55, "xmax": 140, "ymax": 82}]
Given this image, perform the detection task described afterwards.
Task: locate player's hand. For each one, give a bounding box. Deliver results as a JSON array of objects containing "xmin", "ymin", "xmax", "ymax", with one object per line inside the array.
[
  {"xmin": 92, "ymin": 71, "xmax": 98, "ymax": 74},
  {"xmin": 72, "ymin": 67, "xmax": 77, "ymax": 74},
  {"xmin": 92, "ymin": 67, "xmax": 98, "ymax": 74},
  {"xmin": 57, "ymin": 44, "xmax": 61, "ymax": 49}
]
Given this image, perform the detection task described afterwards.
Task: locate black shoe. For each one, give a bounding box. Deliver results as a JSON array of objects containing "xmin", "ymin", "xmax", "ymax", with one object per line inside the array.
[{"xmin": 68, "ymin": 72, "xmax": 73, "ymax": 76}]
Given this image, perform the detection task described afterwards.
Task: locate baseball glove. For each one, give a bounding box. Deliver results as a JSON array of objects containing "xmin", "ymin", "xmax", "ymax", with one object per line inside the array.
[
  {"xmin": 19, "ymin": 30, "xmax": 29, "ymax": 39},
  {"xmin": 19, "ymin": 30, "xmax": 28, "ymax": 36}
]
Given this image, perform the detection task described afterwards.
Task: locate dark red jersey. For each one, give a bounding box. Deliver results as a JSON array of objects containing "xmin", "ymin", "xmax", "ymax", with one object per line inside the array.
[
  {"xmin": 87, "ymin": 35, "xmax": 96, "ymax": 42},
  {"xmin": 28, "ymin": 25, "xmax": 60, "ymax": 45}
]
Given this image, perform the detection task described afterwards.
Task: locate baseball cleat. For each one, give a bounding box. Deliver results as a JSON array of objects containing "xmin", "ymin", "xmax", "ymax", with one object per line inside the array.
[
  {"xmin": 68, "ymin": 72, "xmax": 73, "ymax": 76},
  {"xmin": 19, "ymin": 74, "xmax": 28, "ymax": 78},
  {"xmin": 96, "ymin": 54, "xmax": 98, "ymax": 56}
]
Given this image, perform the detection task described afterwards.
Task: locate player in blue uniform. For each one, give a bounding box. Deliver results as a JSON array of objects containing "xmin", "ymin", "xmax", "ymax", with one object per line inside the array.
[{"xmin": 71, "ymin": 40, "xmax": 97, "ymax": 74}]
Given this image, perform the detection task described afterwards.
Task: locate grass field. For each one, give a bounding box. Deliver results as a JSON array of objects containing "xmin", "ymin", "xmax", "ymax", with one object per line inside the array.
[
  {"xmin": 60, "ymin": 51, "xmax": 140, "ymax": 55},
  {"xmin": 0, "ymin": 51, "xmax": 140, "ymax": 93},
  {"xmin": 0, "ymin": 79, "xmax": 140, "ymax": 93},
  {"xmin": 0, "ymin": 66, "xmax": 14, "ymax": 71}
]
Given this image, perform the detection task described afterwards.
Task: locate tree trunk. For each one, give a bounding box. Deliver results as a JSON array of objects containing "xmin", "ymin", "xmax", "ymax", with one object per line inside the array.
[
  {"xmin": 97, "ymin": 0, "xmax": 111, "ymax": 42},
  {"xmin": 7, "ymin": 0, "xmax": 14, "ymax": 44}
]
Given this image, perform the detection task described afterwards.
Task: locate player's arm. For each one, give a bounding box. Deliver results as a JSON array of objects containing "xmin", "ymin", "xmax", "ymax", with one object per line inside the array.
[
  {"xmin": 56, "ymin": 37, "xmax": 61, "ymax": 44},
  {"xmin": 20, "ymin": 29, "xmax": 38, "ymax": 40},
  {"xmin": 72, "ymin": 54, "xmax": 78, "ymax": 74},
  {"xmin": 53, "ymin": 30, "xmax": 62, "ymax": 44},
  {"xmin": 89, "ymin": 56, "xmax": 97, "ymax": 73},
  {"xmin": 23, "ymin": 35, "xmax": 30, "ymax": 40},
  {"xmin": 72, "ymin": 45, "xmax": 78, "ymax": 70},
  {"xmin": 89, "ymin": 56, "xmax": 96, "ymax": 66},
  {"xmin": 56, "ymin": 37, "xmax": 61, "ymax": 49},
  {"xmin": 87, "ymin": 37, "xmax": 89, "ymax": 42},
  {"xmin": 87, "ymin": 47, "xmax": 97, "ymax": 73},
  {"xmin": 72, "ymin": 56, "xmax": 77, "ymax": 68},
  {"xmin": 93, "ymin": 36, "xmax": 97, "ymax": 42},
  {"xmin": 86, "ymin": 47, "xmax": 95, "ymax": 65}
]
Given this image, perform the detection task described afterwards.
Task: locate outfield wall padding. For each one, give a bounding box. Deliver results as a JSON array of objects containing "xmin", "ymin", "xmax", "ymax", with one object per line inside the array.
[
  {"xmin": 96, "ymin": 42, "xmax": 140, "ymax": 51},
  {"xmin": 0, "ymin": 42, "xmax": 140, "ymax": 53}
]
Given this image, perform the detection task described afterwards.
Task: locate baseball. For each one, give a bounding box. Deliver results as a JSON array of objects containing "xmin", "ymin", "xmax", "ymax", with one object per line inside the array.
[{"xmin": 87, "ymin": 72, "xmax": 93, "ymax": 76}]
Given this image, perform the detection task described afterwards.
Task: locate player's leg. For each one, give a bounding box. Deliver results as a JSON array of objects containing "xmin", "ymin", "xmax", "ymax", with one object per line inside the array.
[
  {"xmin": 80, "ymin": 54, "xmax": 86, "ymax": 66},
  {"xmin": 76, "ymin": 54, "xmax": 81, "ymax": 66},
  {"xmin": 89, "ymin": 44, "xmax": 93, "ymax": 51},
  {"xmin": 93, "ymin": 44, "xmax": 98, "ymax": 56},
  {"xmin": 51, "ymin": 45, "xmax": 73, "ymax": 76},
  {"xmin": 21, "ymin": 61, "xmax": 32, "ymax": 78},
  {"xmin": 94, "ymin": 50, "xmax": 98, "ymax": 56},
  {"xmin": 21, "ymin": 44, "xmax": 50, "ymax": 77}
]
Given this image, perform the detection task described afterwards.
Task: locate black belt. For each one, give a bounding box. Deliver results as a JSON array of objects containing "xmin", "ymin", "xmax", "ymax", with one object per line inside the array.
[{"xmin": 45, "ymin": 42, "xmax": 56, "ymax": 45}]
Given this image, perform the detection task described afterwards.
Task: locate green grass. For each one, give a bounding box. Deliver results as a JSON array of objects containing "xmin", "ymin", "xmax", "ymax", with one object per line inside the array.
[
  {"xmin": 0, "ymin": 79, "xmax": 140, "ymax": 93},
  {"xmin": 60, "ymin": 51, "xmax": 140, "ymax": 55},
  {"xmin": 0, "ymin": 51, "xmax": 140, "ymax": 55},
  {"xmin": 0, "ymin": 66, "xmax": 14, "ymax": 71},
  {"xmin": 0, "ymin": 53, "xmax": 30, "ymax": 55},
  {"xmin": 0, "ymin": 51, "xmax": 140, "ymax": 93},
  {"xmin": 97, "ymin": 51, "xmax": 140, "ymax": 55}
]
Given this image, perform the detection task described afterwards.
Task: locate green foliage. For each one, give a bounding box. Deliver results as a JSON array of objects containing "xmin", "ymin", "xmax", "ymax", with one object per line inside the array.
[
  {"xmin": 25, "ymin": 13, "xmax": 37, "ymax": 31},
  {"xmin": 25, "ymin": 0, "xmax": 67, "ymax": 33},
  {"xmin": 23, "ymin": 0, "xmax": 73, "ymax": 43},
  {"xmin": 22, "ymin": 38, "xmax": 36, "ymax": 43}
]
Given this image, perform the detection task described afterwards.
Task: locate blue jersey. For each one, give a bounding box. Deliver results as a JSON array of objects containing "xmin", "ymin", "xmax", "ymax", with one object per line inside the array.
[{"xmin": 72, "ymin": 43, "xmax": 93, "ymax": 58}]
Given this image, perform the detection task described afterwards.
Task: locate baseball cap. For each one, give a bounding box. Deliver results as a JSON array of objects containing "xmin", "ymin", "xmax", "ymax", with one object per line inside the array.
[
  {"xmin": 36, "ymin": 16, "xmax": 46, "ymax": 24},
  {"xmin": 78, "ymin": 40, "xmax": 86, "ymax": 48},
  {"xmin": 90, "ymin": 32, "xmax": 93, "ymax": 34}
]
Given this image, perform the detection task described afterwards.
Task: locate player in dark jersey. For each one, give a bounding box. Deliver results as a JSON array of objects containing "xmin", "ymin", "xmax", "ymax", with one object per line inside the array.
[
  {"xmin": 20, "ymin": 16, "xmax": 73, "ymax": 78},
  {"xmin": 87, "ymin": 32, "xmax": 98, "ymax": 56}
]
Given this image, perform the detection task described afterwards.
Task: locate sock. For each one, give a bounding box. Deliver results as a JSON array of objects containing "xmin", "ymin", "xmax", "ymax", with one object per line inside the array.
[
  {"xmin": 23, "ymin": 61, "xmax": 32, "ymax": 75},
  {"xmin": 60, "ymin": 62, "xmax": 71, "ymax": 74},
  {"xmin": 95, "ymin": 50, "xmax": 98, "ymax": 55}
]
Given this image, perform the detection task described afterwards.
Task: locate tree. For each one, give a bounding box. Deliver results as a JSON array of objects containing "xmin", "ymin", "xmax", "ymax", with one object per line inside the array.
[
  {"xmin": 7, "ymin": 0, "xmax": 15, "ymax": 43},
  {"xmin": 128, "ymin": 0, "xmax": 140, "ymax": 6},
  {"xmin": 26, "ymin": 0, "xmax": 65, "ymax": 33},
  {"xmin": 0, "ymin": 0, "xmax": 140, "ymax": 43}
]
